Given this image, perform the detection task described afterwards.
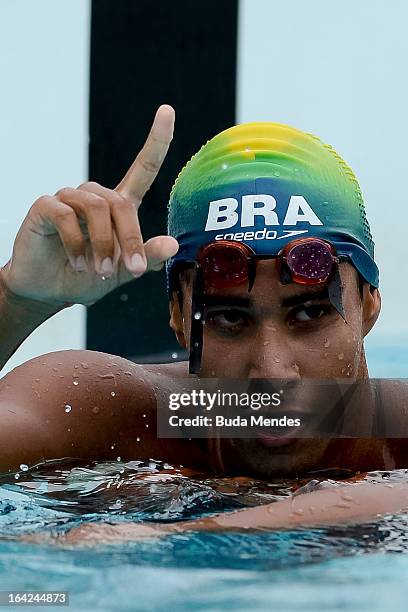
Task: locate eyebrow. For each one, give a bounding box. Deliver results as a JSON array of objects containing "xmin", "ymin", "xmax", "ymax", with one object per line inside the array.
[{"xmin": 204, "ymin": 288, "xmax": 330, "ymax": 309}]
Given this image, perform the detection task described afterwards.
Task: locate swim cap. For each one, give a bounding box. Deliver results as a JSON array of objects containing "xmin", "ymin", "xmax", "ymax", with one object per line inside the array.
[{"xmin": 167, "ymin": 122, "xmax": 379, "ymax": 288}]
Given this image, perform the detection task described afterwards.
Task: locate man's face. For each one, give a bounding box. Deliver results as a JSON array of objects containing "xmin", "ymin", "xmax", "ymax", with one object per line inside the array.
[{"xmin": 173, "ymin": 259, "xmax": 380, "ymax": 477}]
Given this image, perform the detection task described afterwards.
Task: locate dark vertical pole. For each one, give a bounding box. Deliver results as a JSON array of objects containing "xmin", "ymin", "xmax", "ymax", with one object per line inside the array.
[{"xmin": 88, "ymin": 0, "xmax": 238, "ymax": 362}]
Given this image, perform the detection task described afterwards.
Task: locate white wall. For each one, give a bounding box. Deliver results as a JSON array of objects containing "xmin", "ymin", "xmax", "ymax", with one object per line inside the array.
[
  {"xmin": 0, "ymin": 0, "xmax": 90, "ymax": 374},
  {"xmin": 238, "ymin": 0, "xmax": 408, "ymax": 367}
]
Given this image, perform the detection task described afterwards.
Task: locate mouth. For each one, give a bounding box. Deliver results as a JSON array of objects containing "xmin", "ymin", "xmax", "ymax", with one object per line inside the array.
[
  {"xmin": 255, "ymin": 409, "xmax": 308, "ymax": 448},
  {"xmin": 256, "ymin": 431, "xmax": 301, "ymax": 448}
]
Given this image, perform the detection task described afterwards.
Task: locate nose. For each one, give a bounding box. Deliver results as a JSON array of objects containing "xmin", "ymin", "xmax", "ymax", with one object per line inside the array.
[{"xmin": 247, "ymin": 324, "xmax": 301, "ymax": 379}]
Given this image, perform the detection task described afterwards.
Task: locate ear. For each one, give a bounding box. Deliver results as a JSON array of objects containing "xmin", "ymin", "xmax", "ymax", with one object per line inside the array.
[
  {"xmin": 169, "ymin": 292, "xmax": 187, "ymax": 348},
  {"xmin": 362, "ymin": 284, "xmax": 381, "ymax": 336}
]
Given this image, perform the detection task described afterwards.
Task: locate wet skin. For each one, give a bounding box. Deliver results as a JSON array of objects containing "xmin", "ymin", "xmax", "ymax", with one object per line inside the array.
[{"xmin": 1, "ymin": 258, "xmax": 406, "ymax": 477}]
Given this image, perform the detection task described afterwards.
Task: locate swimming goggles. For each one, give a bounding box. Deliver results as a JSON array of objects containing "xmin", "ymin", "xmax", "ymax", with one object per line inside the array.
[{"xmin": 188, "ymin": 237, "xmax": 347, "ymax": 374}]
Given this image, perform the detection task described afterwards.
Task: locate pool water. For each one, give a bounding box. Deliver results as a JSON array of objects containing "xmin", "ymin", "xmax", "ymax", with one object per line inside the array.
[{"xmin": 1, "ymin": 461, "xmax": 408, "ymax": 611}]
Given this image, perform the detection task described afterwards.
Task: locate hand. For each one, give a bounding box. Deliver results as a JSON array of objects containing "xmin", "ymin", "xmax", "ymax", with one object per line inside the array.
[
  {"xmin": 1, "ymin": 105, "xmax": 179, "ymax": 306},
  {"xmin": 23, "ymin": 521, "xmax": 168, "ymax": 547}
]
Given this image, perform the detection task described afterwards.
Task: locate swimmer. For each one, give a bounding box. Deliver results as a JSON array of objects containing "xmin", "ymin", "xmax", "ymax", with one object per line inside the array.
[{"xmin": 0, "ymin": 105, "xmax": 407, "ymax": 531}]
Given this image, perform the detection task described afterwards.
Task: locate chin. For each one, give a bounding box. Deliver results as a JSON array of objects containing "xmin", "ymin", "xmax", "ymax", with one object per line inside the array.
[{"xmin": 227, "ymin": 439, "xmax": 331, "ymax": 478}]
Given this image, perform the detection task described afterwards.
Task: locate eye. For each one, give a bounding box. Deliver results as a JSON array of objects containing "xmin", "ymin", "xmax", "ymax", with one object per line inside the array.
[
  {"xmin": 289, "ymin": 304, "xmax": 333, "ymax": 325},
  {"xmin": 205, "ymin": 308, "xmax": 251, "ymax": 335}
]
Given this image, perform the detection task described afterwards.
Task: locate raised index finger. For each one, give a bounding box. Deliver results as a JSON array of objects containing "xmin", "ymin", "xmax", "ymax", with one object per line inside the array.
[{"xmin": 115, "ymin": 104, "xmax": 175, "ymax": 205}]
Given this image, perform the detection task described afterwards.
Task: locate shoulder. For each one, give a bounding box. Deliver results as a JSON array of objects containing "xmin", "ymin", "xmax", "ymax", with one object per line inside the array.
[
  {"xmin": 0, "ymin": 349, "xmax": 150, "ymax": 398},
  {"xmin": 0, "ymin": 350, "xmax": 189, "ymax": 395}
]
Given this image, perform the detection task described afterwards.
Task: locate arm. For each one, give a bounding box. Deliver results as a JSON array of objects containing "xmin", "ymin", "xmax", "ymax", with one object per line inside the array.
[
  {"xmin": 45, "ymin": 482, "xmax": 408, "ymax": 547},
  {"xmin": 0, "ymin": 274, "xmax": 66, "ymax": 371},
  {"xmin": 0, "ymin": 105, "xmax": 178, "ymax": 370},
  {"xmin": 192, "ymin": 482, "xmax": 408, "ymax": 531}
]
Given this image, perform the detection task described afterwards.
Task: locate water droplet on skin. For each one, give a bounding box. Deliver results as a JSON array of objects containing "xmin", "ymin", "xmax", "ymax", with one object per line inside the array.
[
  {"xmin": 81, "ymin": 362, "xmax": 89, "ymax": 369},
  {"xmin": 136, "ymin": 437, "xmax": 141, "ymax": 442},
  {"xmin": 92, "ymin": 406, "xmax": 100, "ymax": 414},
  {"xmin": 274, "ymin": 355, "xmax": 281, "ymax": 363},
  {"xmin": 14, "ymin": 473, "xmax": 20, "ymax": 480},
  {"xmin": 341, "ymin": 494, "xmax": 353, "ymax": 502},
  {"xmin": 294, "ymin": 508, "xmax": 304, "ymax": 515},
  {"xmin": 111, "ymin": 444, "xmax": 116, "ymax": 450},
  {"xmin": 19, "ymin": 464, "xmax": 29, "ymax": 472},
  {"xmin": 73, "ymin": 381, "xmax": 79, "ymax": 386},
  {"xmin": 171, "ymin": 352, "xmax": 178, "ymax": 359},
  {"xmin": 111, "ymin": 391, "xmax": 116, "ymax": 397},
  {"xmin": 52, "ymin": 367, "xmax": 58, "ymax": 372},
  {"xmin": 64, "ymin": 405, "xmax": 72, "ymax": 413},
  {"xmin": 323, "ymin": 201, "xmax": 329, "ymax": 206},
  {"xmin": 116, "ymin": 456, "xmax": 121, "ymax": 462},
  {"xmin": 101, "ymin": 275, "xmax": 107, "ymax": 281},
  {"xmin": 120, "ymin": 293, "xmax": 128, "ymax": 302},
  {"xmin": 194, "ymin": 312, "xmax": 202, "ymax": 320},
  {"xmin": 274, "ymin": 170, "xmax": 280, "ymax": 177},
  {"xmin": 142, "ymin": 414, "xmax": 146, "ymax": 418},
  {"xmin": 324, "ymin": 338, "xmax": 330, "ymax": 348},
  {"xmin": 221, "ymin": 163, "xmax": 228, "ymax": 170},
  {"xmin": 145, "ymin": 424, "xmax": 149, "ymax": 428},
  {"xmin": 338, "ymin": 353, "xmax": 344, "ymax": 360},
  {"xmin": 67, "ymin": 428, "xmax": 71, "ymax": 432},
  {"xmin": 263, "ymin": 341, "xmax": 270, "ymax": 346},
  {"xmin": 293, "ymin": 168, "xmax": 299, "ymax": 173}
]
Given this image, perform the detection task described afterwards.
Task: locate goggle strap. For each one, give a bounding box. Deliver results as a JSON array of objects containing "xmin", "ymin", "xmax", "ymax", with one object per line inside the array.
[
  {"xmin": 189, "ymin": 265, "xmax": 204, "ymax": 374},
  {"xmin": 279, "ymin": 262, "xmax": 293, "ymax": 285},
  {"xmin": 248, "ymin": 259, "xmax": 256, "ymax": 292},
  {"xmin": 328, "ymin": 266, "xmax": 346, "ymax": 321}
]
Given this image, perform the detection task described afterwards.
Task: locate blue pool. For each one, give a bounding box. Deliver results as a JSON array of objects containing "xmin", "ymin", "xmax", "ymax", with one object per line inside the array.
[{"xmin": 1, "ymin": 461, "xmax": 408, "ymax": 611}]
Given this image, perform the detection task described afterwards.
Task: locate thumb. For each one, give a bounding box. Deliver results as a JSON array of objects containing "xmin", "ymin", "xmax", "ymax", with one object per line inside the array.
[{"xmin": 144, "ymin": 235, "xmax": 179, "ymax": 271}]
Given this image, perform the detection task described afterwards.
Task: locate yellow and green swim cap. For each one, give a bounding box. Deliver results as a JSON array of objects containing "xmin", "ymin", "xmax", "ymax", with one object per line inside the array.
[{"xmin": 167, "ymin": 122, "xmax": 379, "ymax": 287}]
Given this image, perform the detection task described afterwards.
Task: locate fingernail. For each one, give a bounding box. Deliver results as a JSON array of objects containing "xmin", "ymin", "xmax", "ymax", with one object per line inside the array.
[
  {"xmin": 130, "ymin": 254, "xmax": 146, "ymax": 275},
  {"xmin": 74, "ymin": 255, "xmax": 88, "ymax": 272},
  {"xmin": 100, "ymin": 257, "xmax": 113, "ymax": 276}
]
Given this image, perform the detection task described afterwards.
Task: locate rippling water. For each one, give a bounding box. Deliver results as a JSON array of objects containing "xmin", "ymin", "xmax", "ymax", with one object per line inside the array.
[{"xmin": 1, "ymin": 461, "xmax": 408, "ymax": 610}]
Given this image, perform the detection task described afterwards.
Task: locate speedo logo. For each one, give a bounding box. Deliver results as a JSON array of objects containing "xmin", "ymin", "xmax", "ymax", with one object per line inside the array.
[{"xmin": 205, "ymin": 195, "xmax": 323, "ymax": 242}]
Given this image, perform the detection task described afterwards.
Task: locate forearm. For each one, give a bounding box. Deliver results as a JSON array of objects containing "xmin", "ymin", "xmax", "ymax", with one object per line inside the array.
[
  {"xmin": 189, "ymin": 483, "xmax": 408, "ymax": 531},
  {"xmin": 32, "ymin": 482, "xmax": 408, "ymax": 547},
  {"xmin": 0, "ymin": 269, "xmax": 68, "ymax": 371}
]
